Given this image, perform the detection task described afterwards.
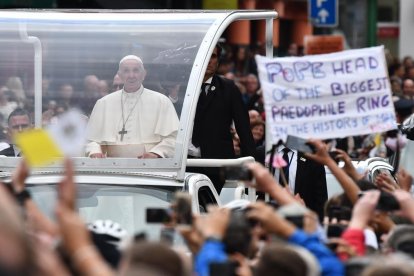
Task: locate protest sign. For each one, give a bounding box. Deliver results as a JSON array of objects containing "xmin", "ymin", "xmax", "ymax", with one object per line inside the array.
[{"xmin": 256, "ymin": 46, "xmax": 397, "ymax": 144}]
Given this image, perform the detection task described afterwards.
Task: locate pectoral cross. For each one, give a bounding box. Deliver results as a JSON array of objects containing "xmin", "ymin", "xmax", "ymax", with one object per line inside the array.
[{"xmin": 119, "ymin": 127, "xmax": 127, "ymax": 141}]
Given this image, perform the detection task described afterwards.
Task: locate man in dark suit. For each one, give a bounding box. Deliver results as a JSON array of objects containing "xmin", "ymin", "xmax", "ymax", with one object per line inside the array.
[
  {"xmin": 275, "ymin": 147, "xmax": 328, "ymax": 221},
  {"xmin": 0, "ymin": 108, "xmax": 31, "ymax": 157},
  {"xmin": 189, "ymin": 44, "xmax": 256, "ymax": 193}
]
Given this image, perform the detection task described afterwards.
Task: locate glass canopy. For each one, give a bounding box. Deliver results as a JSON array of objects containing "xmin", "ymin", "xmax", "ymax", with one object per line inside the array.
[{"xmin": 0, "ymin": 10, "xmax": 277, "ymax": 178}]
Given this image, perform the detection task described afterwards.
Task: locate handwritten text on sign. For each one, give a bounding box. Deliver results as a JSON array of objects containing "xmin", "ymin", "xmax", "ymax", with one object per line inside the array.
[{"xmin": 256, "ymin": 46, "xmax": 397, "ymax": 143}]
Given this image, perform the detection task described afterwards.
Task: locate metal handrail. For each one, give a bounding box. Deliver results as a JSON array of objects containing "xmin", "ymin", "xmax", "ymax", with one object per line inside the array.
[{"xmin": 186, "ymin": 156, "xmax": 255, "ymax": 167}]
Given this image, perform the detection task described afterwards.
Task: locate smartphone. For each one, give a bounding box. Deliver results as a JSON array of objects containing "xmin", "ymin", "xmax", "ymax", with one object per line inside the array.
[
  {"xmin": 146, "ymin": 208, "xmax": 172, "ymax": 223},
  {"xmin": 285, "ymin": 135, "xmax": 315, "ymax": 153},
  {"xmin": 327, "ymin": 223, "xmax": 347, "ymax": 238},
  {"xmin": 285, "ymin": 215, "xmax": 304, "ymax": 229},
  {"xmin": 220, "ymin": 165, "xmax": 253, "ymax": 181},
  {"xmin": 174, "ymin": 192, "xmax": 193, "ymax": 225},
  {"xmin": 209, "ymin": 261, "xmax": 238, "ymax": 276}
]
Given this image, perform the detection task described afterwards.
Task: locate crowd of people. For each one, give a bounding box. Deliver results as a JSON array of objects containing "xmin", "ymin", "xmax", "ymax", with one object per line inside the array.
[
  {"xmin": 0, "ymin": 42, "xmax": 410, "ymax": 163},
  {"xmin": 2, "ymin": 138, "xmax": 414, "ymax": 275}
]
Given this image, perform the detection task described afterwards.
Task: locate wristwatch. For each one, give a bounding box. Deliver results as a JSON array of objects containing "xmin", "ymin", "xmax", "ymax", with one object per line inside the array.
[{"xmin": 15, "ymin": 189, "xmax": 31, "ymax": 205}]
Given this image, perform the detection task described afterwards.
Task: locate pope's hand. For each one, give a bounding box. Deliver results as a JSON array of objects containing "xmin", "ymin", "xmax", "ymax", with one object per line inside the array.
[{"xmin": 90, "ymin": 153, "xmax": 106, "ymax": 158}]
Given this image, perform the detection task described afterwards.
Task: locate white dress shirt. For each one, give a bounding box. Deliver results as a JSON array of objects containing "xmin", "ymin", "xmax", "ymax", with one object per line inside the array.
[{"xmin": 274, "ymin": 146, "xmax": 298, "ymax": 192}]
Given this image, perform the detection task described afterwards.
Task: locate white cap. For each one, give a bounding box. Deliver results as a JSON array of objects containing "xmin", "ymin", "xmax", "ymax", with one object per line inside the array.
[
  {"xmin": 119, "ymin": 55, "xmax": 143, "ymax": 67},
  {"xmin": 88, "ymin": 219, "xmax": 127, "ymax": 239}
]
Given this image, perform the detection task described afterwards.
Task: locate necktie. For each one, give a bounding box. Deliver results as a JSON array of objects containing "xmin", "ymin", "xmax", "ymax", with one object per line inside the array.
[
  {"xmin": 201, "ymin": 83, "xmax": 210, "ymax": 96},
  {"xmin": 279, "ymin": 148, "xmax": 290, "ymax": 185}
]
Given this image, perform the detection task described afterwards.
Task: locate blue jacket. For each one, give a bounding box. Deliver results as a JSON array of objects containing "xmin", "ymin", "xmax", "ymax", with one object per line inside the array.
[
  {"xmin": 194, "ymin": 239, "xmax": 227, "ymax": 276},
  {"xmin": 288, "ymin": 230, "xmax": 344, "ymax": 276}
]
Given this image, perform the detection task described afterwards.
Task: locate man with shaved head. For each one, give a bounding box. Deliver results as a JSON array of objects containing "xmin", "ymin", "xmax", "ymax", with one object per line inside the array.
[{"xmin": 86, "ymin": 55, "xmax": 179, "ymax": 158}]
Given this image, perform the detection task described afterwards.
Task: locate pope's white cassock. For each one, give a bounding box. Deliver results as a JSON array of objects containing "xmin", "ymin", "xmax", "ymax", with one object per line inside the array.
[{"xmin": 86, "ymin": 85, "xmax": 179, "ymax": 158}]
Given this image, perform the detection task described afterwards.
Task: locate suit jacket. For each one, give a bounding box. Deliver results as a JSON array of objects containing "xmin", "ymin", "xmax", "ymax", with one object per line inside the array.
[
  {"xmin": 192, "ymin": 75, "xmax": 255, "ymax": 159},
  {"xmin": 294, "ymin": 152, "xmax": 328, "ymax": 221},
  {"xmin": 0, "ymin": 145, "xmax": 18, "ymax": 157}
]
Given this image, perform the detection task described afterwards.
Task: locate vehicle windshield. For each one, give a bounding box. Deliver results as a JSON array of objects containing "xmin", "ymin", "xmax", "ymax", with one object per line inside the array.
[
  {"xmin": 28, "ymin": 183, "xmax": 180, "ymax": 239},
  {"xmin": 0, "ymin": 10, "xmax": 225, "ymax": 170}
]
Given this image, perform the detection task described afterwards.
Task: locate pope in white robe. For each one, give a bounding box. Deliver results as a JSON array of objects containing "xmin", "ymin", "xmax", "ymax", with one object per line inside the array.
[{"xmin": 85, "ymin": 55, "xmax": 179, "ymax": 158}]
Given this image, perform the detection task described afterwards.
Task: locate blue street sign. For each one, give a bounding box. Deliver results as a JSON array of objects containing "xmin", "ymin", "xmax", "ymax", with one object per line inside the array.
[{"xmin": 309, "ymin": 0, "xmax": 338, "ymax": 27}]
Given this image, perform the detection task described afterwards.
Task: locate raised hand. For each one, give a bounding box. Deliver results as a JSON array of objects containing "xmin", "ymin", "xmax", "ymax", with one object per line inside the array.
[
  {"xmin": 334, "ymin": 148, "xmax": 363, "ymax": 181},
  {"xmin": 348, "ymin": 190, "xmax": 380, "ymax": 229},
  {"xmin": 393, "ymin": 190, "xmax": 414, "ymax": 222},
  {"xmin": 304, "ymin": 139, "xmax": 332, "ymax": 165},
  {"xmin": 196, "ymin": 206, "xmax": 230, "ymax": 239},
  {"xmin": 246, "ymin": 202, "xmax": 295, "ymax": 238},
  {"xmin": 375, "ymin": 172, "xmax": 399, "ymax": 193},
  {"xmin": 57, "ymin": 158, "xmax": 76, "ymax": 210},
  {"xmin": 396, "ymin": 168, "xmax": 413, "ymax": 192},
  {"xmin": 11, "ymin": 159, "xmax": 29, "ymax": 193},
  {"xmin": 244, "ymin": 162, "xmax": 296, "ymax": 205}
]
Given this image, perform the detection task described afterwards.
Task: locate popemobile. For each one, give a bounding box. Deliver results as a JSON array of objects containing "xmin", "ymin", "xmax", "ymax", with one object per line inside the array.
[{"xmin": 0, "ymin": 9, "xmax": 277, "ymax": 239}]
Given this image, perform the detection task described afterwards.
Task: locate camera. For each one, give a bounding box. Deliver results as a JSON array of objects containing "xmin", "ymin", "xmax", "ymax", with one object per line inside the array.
[
  {"xmin": 285, "ymin": 215, "xmax": 304, "ymax": 229},
  {"xmin": 327, "ymin": 223, "xmax": 347, "ymax": 238},
  {"xmin": 220, "ymin": 165, "xmax": 253, "ymax": 181},
  {"xmin": 146, "ymin": 208, "xmax": 172, "ymax": 223},
  {"xmin": 146, "ymin": 192, "xmax": 193, "ymax": 225},
  {"xmin": 209, "ymin": 261, "xmax": 239, "ymax": 276}
]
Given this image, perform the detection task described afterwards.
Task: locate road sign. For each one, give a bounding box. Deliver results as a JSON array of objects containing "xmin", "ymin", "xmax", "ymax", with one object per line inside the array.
[{"xmin": 309, "ymin": 0, "xmax": 338, "ymax": 27}]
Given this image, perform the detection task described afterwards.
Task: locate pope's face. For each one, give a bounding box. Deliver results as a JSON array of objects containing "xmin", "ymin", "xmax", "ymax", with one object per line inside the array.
[{"xmin": 118, "ymin": 60, "xmax": 146, "ymax": 92}]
